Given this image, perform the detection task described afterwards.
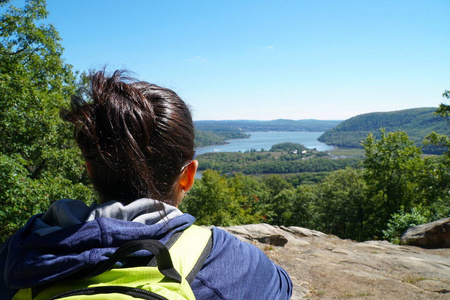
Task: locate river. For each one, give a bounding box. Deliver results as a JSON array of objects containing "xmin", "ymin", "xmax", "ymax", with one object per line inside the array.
[{"xmin": 195, "ymin": 131, "xmax": 333, "ymax": 155}]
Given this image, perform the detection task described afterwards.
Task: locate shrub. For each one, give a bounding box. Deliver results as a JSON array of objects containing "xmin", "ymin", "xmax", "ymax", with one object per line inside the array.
[{"xmin": 382, "ymin": 207, "xmax": 429, "ymax": 244}]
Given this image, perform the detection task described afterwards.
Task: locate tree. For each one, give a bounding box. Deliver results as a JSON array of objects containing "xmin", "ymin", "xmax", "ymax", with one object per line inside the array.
[
  {"xmin": 265, "ymin": 188, "xmax": 297, "ymax": 225},
  {"xmin": 180, "ymin": 170, "xmax": 234, "ymax": 226},
  {"xmin": 311, "ymin": 168, "xmax": 368, "ymax": 240},
  {"xmin": 227, "ymin": 173, "xmax": 268, "ymax": 223},
  {"xmin": 292, "ymin": 184, "xmax": 319, "ymax": 228},
  {"xmin": 382, "ymin": 207, "xmax": 429, "ymax": 244},
  {"xmin": 437, "ymin": 90, "xmax": 450, "ymax": 119},
  {"xmin": 415, "ymin": 155, "xmax": 450, "ymax": 219},
  {"xmin": 424, "ymin": 91, "xmax": 450, "ymax": 158},
  {"xmin": 362, "ymin": 130, "xmax": 424, "ymax": 237},
  {"xmin": 180, "ymin": 171, "xmax": 269, "ymax": 226},
  {"xmin": 180, "ymin": 170, "xmax": 264, "ymax": 226},
  {"xmin": 0, "ymin": 0, "xmax": 95, "ymax": 242},
  {"xmin": 262, "ymin": 175, "xmax": 292, "ymax": 197},
  {"xmin": 419, "ymin": 90, "xmax": 450, "ymax": 219}
]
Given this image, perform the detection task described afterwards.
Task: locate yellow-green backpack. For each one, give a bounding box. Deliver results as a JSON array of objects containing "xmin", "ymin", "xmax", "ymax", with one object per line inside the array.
[{"xmin": 13, "ymin": 225, "xmax": 212, "ymax": 300}]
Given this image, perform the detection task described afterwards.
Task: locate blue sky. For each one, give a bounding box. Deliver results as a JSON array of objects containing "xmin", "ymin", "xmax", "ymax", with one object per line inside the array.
[{"xmin": 41, "ymin": 0, "xmax": 450, "ymax": 120}]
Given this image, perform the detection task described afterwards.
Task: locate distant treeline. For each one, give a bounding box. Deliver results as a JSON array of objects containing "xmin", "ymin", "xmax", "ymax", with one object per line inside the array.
[
  {"xmin": 195, "ymin": 119, "xmax": 342, "ymax": 133},
  {"xmin": 195, "ymin": 130, "xmax": 249, "ymax": 147},
  {"xmin": 318, "ymin": 107, "xmax": 450, "ymax": 153},
  {"xmin": 194, "ymin": 119, "xmax": 343, "ymax": 148},
  {"xmin": 197, "ymin": 142, "xmax": 362, "ymax": 175}
]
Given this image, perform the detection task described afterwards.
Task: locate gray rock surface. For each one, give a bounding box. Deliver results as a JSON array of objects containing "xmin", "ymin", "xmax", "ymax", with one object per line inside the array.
[
  {"xmin": 401, "ymin": 217, "xmax": 450, "ymax": 248},
  {"xmin": 220, "ymin": 223, "xmax": 450, "ymax": 299}
]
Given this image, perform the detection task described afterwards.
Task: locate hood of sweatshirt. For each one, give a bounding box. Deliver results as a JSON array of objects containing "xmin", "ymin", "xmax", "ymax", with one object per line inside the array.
[{"xmin": 2, "ymin": 198, "xmax": 195, "ymax": 289}]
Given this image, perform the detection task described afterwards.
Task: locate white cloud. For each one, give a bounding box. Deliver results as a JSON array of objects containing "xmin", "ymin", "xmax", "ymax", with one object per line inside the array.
[
  {"xmin": 187, "ymin": 56, "xmax": 207, "ymax": 63},
  {"xmin": 266, "ymin": 46, "xmax": 274, "ymax": 50}
]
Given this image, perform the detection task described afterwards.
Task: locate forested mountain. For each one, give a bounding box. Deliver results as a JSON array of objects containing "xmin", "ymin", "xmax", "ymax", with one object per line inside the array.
[
  {"xmin": 195, "ymin": 119, "xmax": 342, "ymax": 132},
  {"xmin": 195, "ymin": 130, "xmax": 249, "ymax": 147},
  {"xmin": 194, "ymin": 119, "xmax": 342, "ymax": 147},
  {"xmin": 318, "ymin": 107, "xmax": 450, "ymax": 152}
]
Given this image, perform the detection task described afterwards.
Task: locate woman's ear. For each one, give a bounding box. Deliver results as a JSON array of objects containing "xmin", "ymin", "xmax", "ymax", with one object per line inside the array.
[
  {"xmin": 174, "ymin": 160, "xmax": 198, "ymax": 207},
  {"xmin": 179, "ymin": 160, "xmax": 198, "ymax": 193}
]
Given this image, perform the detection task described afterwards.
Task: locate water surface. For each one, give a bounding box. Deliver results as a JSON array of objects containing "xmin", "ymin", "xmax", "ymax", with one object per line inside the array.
[{"xmin": 196, "ymin": 131, "xmax": 333, "ymax": 155}]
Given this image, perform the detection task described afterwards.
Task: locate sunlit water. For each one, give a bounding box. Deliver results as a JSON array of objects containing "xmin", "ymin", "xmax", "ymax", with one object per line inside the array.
[{"xmin": 195, "ymin": 131, "xmax": 333, "ymax": 155}]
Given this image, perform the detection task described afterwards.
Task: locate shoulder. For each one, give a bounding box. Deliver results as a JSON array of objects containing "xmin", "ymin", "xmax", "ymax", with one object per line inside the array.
[
  {"xmin": 209, "ymin": 227, "xmax": 269, "ymax": 262},
  {"xmin": 0, "ymin": 239, "xmax": 18, "ymax": 300},
  {"xmin": 190, "ymin": 227, "xmax": 292, "ymax": 300}
]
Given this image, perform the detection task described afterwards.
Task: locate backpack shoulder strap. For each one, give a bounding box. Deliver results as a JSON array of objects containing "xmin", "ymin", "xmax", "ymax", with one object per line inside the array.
[
  {"xmin": 169, "ymin": 225, "xmax": 213, "ymax": 284},
  {"xmin": 75, "ymin": 224, "xmax": 212, "ymax": 284},
  {"xmin": 13, "ymin": 225, "xmax": 213, "ymax": 300}
]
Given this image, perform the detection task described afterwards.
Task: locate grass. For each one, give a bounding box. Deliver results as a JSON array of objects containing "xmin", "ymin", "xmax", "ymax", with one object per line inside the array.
[
  {"xmin": 308, "ymin": 286, "xmax": 326, "ymax": 297},
  {"xmin": 327, "ymin": 147, "xmax": 365, "ymax": 157},
  {"xmin": 402, "ymin": 273, "xmax": 427, "ymax": 285},
  {"xmin": 357, "ymin": 292, "xmax": 373, "ymax": 297},
  {"xmin": 264, "ymin": 245, "xmax": 274, "ymax": 251},
  {"xmin": 340, "ymin": 292, "xmax": 374, "ymax": 298}
]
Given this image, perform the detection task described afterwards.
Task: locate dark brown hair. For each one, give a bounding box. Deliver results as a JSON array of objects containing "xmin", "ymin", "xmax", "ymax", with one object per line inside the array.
[{"xmin": 63, "ymin": 70, "xmax": 195, "ymax": 205}]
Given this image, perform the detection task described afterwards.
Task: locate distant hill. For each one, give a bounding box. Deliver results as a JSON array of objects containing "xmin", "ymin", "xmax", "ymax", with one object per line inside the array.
[
  {"xmin": 194, "ymin": 130, "xmax": 249, "ymax": 147},
  {"xmin": 318, "ymin": 107, "xmax": 450, "ymax": 153},
  {"xmin": 194, "ymin": 119, "xmax": 342, "ymax": 132}
]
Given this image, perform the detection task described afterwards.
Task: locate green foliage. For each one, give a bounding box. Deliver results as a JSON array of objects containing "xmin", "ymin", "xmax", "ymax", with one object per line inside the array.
[
  {"xmin": 179, "ymin": 170, "xmax": 264, "ymax": 226},
  {"xmin": 362, "ymin": 130, "xmax": 424, "ymax": 237},
  {"xmin": 263, "ymin": 175, "xmax": 292, "ymax": 197},
  {"xmin": 311, "ymin": 168, "xmax": 369, "ymax": 240},
  {"xmin": 197, "ymin": 150, "xmax": 362, "ymax": 175},
  {"xmin": 0, "ymin": 0, "xmax": 96, "ymax": 242},
  {"xmin": 437, "ymin": 91, "xmax": 450, "ymax": 119},
  {"xmin": 270, "ymin": 142, "xmax": 307, "ymax": 152},
  {"xmin": 194, "ymin": 130, "xmax": 249, "ymax": 147},
  {"xmin": 318, "ymin": 107, "xmax": 450, "ymax": 153},
  {"xmin": 179, "ymin": 170, "xmax": 234, "ymax": 226},
  {"xmin": 0, "ymin": 154, "xmax": 94, "ymax": 241},
  {"xmin": 284, "ymin": 172, "xmax": 330, "ymax": 186},
  {"xmin": 185, "ymin": 144, "xmax": 448, "ymax": 242},
  {"xmin": 382, "ymin": 207, "xmax": 429, "ymax": 244},
  {"xmin": 292, "ymin": 184, "xmax": 319, "ymax": 228},
  {"xmin": 181, "ymin": 171, "xmax": 315, "ymax": 228},
  {"xmin": 415, "ymin": 155, "xmax": 450, "ymax": 216},
  {"xmin": 418, "ymin": 94, "xmax": 450, "ymax": 221},
  {"xmin": 360, "ymin": 129, "xmax": 450, "ymax": 239},
  {"xmin": 424, "ymin": 132, "xmax": 450, "ymax": 159},
  {"xmin": 266, "ymin": 189, "xmax": 300, "ymax": 225},
  {"xmin": 261, "ymin": 176, "xmax": 297, "ymax": 225},
  {"xmin": 0, "ymin": 0, "xmax": 76, "ymax": 158}
]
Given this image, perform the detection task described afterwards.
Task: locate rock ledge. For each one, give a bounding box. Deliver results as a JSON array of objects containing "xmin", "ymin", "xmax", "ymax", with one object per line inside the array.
[{"xmin": 220, "ymin": 223, "xmax": 450, "ymax": 300}]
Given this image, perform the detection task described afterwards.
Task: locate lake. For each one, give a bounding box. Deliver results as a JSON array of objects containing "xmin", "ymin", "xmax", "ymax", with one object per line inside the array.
[{"xmin": 195, "ymin": 131, "xmax": 333, "ymax": 155}]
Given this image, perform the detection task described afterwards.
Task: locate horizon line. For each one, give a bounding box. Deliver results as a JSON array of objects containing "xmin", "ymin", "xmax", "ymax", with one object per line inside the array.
[{"xmin": 193, "ymin": 118, "xmax": 344, "ymax": 122}]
